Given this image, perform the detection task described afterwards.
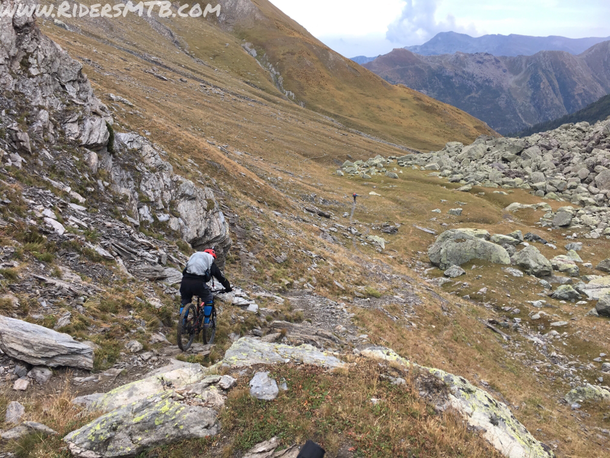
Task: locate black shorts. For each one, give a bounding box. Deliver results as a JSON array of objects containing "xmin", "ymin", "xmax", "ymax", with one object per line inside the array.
[{"xmin": 179, "ymin": 278, "xmax": 213, "ymax": 306}]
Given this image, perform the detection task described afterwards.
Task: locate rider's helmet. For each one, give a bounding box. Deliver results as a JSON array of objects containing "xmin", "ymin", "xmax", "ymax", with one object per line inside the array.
[{"xmin": 204, "ymin": 248, "xmax": 217, "ymax": 259}]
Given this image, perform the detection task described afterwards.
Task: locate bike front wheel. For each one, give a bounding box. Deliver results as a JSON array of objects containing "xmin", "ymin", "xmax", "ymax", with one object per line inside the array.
[
  {"xmin": 177, "ymin": 304, "xmax": 198, "ymax": 351},
  {"xmin": 202, "ymin": 309, "xmax": 216, "ymax": 345}
]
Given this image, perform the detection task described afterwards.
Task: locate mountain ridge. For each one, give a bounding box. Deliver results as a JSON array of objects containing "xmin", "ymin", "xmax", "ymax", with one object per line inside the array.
[
  {"xmin": 363, "ymin": 42, "xmax": 610, "ymax": 134},
  {"xmin": 405, "ymin": 31, "xmax": 610, "ymax": 57}
]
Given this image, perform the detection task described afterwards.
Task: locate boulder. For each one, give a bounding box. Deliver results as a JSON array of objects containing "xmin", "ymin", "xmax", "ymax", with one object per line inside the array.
[
  {"xmin": 0, "ymin": 316, "xmax": 93, "ymax": 370},
  {"xmin": 552, "ymin": 211, "xmax": 572, "ymax": 227},
  {"xmin": 565, "ymin": 384, "xmax": 610, "ymax": 404},
  {"xmin": 565, "ymin": 242, "xmax": 582, "ymax": 252},
  {"xmin": 64, "ymin": 391, "xmax": 218, "ymax": 458},
  {"xmin": 551, "ymin": 285, "xmax": 581, "ymax": 301},
  {"xmin": 596, "ymin": 294, "xmax": 610, "ymax": 317},
  {"xmin": 250, "ymin": 372, "xmax": 279, "ymax": 401},
  {"xmin": 551, "ymin": 256, "xmax": 580, "ymax": 277},
  {"xmin": 428, "ymin": 230, "xmax": 510, "ymax": 270},
  {"xmin": 596, "ymin": 259, "xmax": 610, "ymax": 273},
  {"xmin": 580, "ymin": 276, "xmax": 610, "ymax": 300},
  {"xmin": 222, "ymin": 337, "xmax": 345, "ymax": 369},
  {"xmin": 1, "ymin": 422, "xmax": 57, "ymax": 441},
  {"xmin": 511, "ymin": 246, "xmax": 552, "ymax": 277},
  {"xmin": 595, "ymin": 170, "xmax": 610, "ymax": 191}
]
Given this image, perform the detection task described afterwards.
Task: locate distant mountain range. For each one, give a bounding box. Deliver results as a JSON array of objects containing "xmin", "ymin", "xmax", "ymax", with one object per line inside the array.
[
  {"xmin": 351, "ymin": 32, "xmax": 610, "ymax": 63},
  {"xmin": 362, "ymin": 41, "xmax": 610, "ymax": 134},
  {"xmin": 404, "ymin": 32, "xmax": 610, "ymax": 57},
  {"xmin": 515, "ymin": 94, "xmax": 610, "ymax": 137}
]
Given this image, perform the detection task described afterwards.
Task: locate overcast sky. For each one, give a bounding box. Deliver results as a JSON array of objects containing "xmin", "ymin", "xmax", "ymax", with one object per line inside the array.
[{"xmin": 268, "ymin": 0, "xmax": 610, "ymax": 58}]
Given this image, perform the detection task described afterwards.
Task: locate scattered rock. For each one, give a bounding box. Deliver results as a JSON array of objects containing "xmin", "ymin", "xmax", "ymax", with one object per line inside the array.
[
  {"xmin": 597, "ymin": 259, "xmax": 610, "ymax": 273},
  {"xmin": 596, "ymin": 293, "xmax": 610, "ymax": 317},
  {"xmin": 551, "ymin": 285, "xmax": 581, "ymax": 301},
  {"xmin": 511, "ymin": 246, "xmax": 552, "ymax": 277},
  {"xmin": 13, "ymin": 378, "xmax": 30, "ymax": 391},
  {"xmin": 565, "ymin": 384, "xmax": 610, "ymax": 404},
  {"xmin": 5, "ymin": 401, "xmax": 25, "ymax": 424},
  {"xmin": 249, "ymin": 372, "xmax": 279, "ymax": 401},
  {"xmin": 444, "ymin": 265, "xmax": 466, "ymax": 278},
  {"xmin": 125, "ymin": 340, "xmax": 144, "ymax": 353},
  {"xmin": 28, "ymin": 367, "xmax": 53, "ymax": 384}
]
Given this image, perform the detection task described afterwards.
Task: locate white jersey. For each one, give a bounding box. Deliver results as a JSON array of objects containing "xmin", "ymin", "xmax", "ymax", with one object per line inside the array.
[{"xmin": 185, "ymin": 252, "xmax": 214, "ymax": 277}]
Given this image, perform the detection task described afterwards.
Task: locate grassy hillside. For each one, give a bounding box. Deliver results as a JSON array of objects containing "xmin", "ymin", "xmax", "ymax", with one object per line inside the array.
[{"xmin": 515, "ymin": 93, "xmax": 610, "ymax": 136}]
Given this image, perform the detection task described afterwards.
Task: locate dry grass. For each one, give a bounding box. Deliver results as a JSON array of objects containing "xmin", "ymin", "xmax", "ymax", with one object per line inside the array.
[
  {"xmin": 1, "ymin": 380, "xmax": 101, "ymax": 457},
  {"xmin": 143, "ymin": 362, "xmax": 502, "ymax": 458}
]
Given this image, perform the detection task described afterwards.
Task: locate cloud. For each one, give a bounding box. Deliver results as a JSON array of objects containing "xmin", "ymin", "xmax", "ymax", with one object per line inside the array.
[{"xmin": 386, "ymin": 0, "xmax": 478, "ymax": 46}]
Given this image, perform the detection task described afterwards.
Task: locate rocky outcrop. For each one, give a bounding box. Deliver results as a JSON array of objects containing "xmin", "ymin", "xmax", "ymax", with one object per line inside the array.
[
  {"xmin": 221, "ymin": 337, "xmax": 345, "ymax": 369},
  {"xmin": 0, "ymin": 316, "xmax": 93, "ymax": 370},
  {"xmin": 65, "ymin": 391, "xmax": 219, "ymax": 458},
  {"xmin": 0, "ymin": 0, "xmax": 111, "ymax": 150},
  {"xmin": 361, "ymin": 347, "xmax": 553, "ymax": 458},
  {"xmin": 100, "ymin": 133, "xmax": 232, "ymax": 258},
  {"xmin": 428, "ymin": 229, "xmax": 511, "ymax": 270},
  {"xmin": 565, "ymin": 384, "xmax": 610, "ymax": 404}
]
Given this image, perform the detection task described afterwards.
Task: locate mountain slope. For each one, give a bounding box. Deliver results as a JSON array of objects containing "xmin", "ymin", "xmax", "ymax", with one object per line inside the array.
[
  {"xmin": 363, "ymin": 44, "xmax": 610, "ymax": 134},
  {"xmin": 515, "ymin": 93, "xmax": 610, "ymax": 136},
  {"xmin": 405, "ymin": 31, "xmax": 610, "ymax": 57}
]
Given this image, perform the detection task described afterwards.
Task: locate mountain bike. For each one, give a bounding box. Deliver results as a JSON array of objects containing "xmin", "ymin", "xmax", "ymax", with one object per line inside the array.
[{"xmin": 177, "ymin": 289, "xmax": 225, "ymax": 351}]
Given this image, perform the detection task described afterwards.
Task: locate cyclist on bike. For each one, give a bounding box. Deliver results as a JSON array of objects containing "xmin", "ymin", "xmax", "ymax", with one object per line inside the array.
[{"xmin": 180, "ymin": 248, "xmax": 232, "ymax": 319}]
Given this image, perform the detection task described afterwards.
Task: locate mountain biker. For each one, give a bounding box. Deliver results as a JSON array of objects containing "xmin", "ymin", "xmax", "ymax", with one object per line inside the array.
[{"xmin": 179, "ymin": 249, "xmax": 232, "ymax": 319}]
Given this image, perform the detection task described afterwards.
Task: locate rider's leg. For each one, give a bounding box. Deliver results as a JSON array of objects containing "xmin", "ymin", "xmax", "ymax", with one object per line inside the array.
[{"xmin": 200, "ymin": 289, "xmax": 214, "ymax": 324}]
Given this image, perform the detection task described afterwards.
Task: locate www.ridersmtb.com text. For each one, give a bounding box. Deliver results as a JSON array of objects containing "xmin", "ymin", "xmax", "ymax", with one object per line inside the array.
[{"xmin": 0, "ymin": 1, "xmax": 221, "ymax": 19}]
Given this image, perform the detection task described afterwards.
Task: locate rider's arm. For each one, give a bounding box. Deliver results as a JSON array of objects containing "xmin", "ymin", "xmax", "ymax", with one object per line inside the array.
[{"xmin": 211, "ymin": 263, "xmax": 231, "ymax": 291}]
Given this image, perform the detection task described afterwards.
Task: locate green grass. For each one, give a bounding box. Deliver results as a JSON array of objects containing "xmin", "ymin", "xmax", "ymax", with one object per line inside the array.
[{"xmin": 0, "ymin": 268, "xmax": 18, "ymax": 281}]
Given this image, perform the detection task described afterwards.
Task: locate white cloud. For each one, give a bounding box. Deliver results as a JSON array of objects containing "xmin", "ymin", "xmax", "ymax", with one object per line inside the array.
[{"xmin": 386, "ymin": 0, "xmax": 478, "ymax": 46}]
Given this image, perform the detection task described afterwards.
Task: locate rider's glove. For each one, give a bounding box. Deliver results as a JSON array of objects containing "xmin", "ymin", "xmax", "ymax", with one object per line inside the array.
[{"xmin": 225, "ymin": 286, "xmax": 233, "ymax": 293}]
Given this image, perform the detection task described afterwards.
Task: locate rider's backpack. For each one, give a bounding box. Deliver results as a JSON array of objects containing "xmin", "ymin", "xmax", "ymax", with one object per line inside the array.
[{"xmin": 184, "ymin": 252, "xmax": 214, "ymax": 281}]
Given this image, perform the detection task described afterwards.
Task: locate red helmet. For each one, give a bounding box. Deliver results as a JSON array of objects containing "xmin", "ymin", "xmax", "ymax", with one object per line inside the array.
[{"xmin": 204, "ymin": 248, "xmax": 217, "ymax": 259}]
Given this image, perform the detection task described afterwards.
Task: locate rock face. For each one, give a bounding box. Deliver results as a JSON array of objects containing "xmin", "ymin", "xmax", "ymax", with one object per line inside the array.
[
  {"xmin": 65, "ymin": 391, "xmax": 218, "ymax": 458},
  {"xmin": 361, "ymin": 347, "xmax": 553, "ymax": 458},
  {"xmin": 0, "ymin": 0, "xmax": 111, "ymax": 149},
  {"xmin": 106, "ymin": 134, "xmax": 232, "ymax": 259},
  {"xmin": 428, "ymin": 229, "xmax": 511, "ymax": 270},
  {"xmin": 511, "ymin": 246, "xmax": 553, "ymax": 277},
  {"xmin": 0, "ymin": 316, "xmax": 93, "ymax": 370}
]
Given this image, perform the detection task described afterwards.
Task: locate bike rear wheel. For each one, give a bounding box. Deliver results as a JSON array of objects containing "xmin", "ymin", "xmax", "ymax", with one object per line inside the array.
[
  {"xmin": 177, "ymin": 304, "xmax": 198, "ymax": 351},
  {"xmin": 202, "ymin": 308, "xmax": 216, "ymax": 345}
]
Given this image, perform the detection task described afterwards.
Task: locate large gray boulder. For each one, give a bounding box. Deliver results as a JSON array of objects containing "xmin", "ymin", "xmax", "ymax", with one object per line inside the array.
[
  {"xmin": 428, "ymin": 230, "xmax": 510, "ymax": 270},
  {"xmin": 511, "ymin": 246, "xmax": 553, "ymax": 277},
  {"xmin": 65, "ymin": 391, "xmax": 218, "ymax": 458},
  {"xmin": 551, "ymin": 285, "xmax": 581, "ymax": 301},
  {"xmin": 0, "ymin": 316, "xmax": 93, "ymax": 370},
  {"xmin": 250, "ymin": 372, "xmax": 279, "ymax": 401},
  {"xmin": 565, "ymin": 384, "xmax": 610, "ymax": 404}
]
